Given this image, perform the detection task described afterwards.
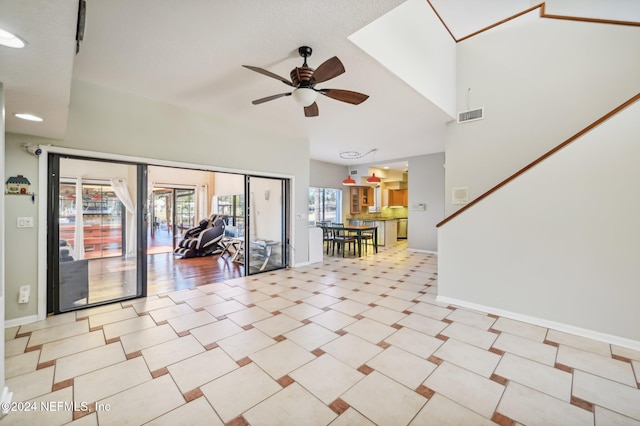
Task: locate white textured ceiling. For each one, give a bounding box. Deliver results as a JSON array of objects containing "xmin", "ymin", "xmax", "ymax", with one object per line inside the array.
[
  {"xmin": 2, "ymin": 1, "xmax": 638, "ymax": 168},
  {"xmin": 0, "ymin": 0, "xmax": 77, "ymax": 139}
]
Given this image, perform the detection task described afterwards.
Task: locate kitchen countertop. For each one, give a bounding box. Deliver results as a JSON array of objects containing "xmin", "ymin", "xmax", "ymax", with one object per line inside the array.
[{"xmin": 348, "ymin": 217, "xmax": 406, "ymax": 221}]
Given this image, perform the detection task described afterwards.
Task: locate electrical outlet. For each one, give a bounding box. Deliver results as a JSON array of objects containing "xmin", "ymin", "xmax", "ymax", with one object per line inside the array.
[{"xmin": 18, "ymin": 285, "xmax": 30, "ymax": 304}]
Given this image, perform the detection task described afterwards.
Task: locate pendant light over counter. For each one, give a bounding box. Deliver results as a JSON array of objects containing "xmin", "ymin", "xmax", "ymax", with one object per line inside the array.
[
  {"xmin": 342, "ymin": 174, "xmax": 356, "ymax": 186},
  {"xmin": 366, "ymin": 173, "xmax": 381, "ymax": 184},
  {"xmin": 340, "ymin": 148, "xmax": 378, "ymax": 186}
]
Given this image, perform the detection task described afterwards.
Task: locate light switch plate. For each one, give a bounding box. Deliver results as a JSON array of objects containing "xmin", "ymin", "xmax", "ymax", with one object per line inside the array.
[{"xmin": 17, "ymin": 217, "xmax": 34, "ymax": 228}]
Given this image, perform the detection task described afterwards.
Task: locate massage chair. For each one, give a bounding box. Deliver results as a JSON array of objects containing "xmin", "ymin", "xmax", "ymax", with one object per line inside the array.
[{"xmin": 174, "ymin": 214, "xmax": 226, "ymax": 258}]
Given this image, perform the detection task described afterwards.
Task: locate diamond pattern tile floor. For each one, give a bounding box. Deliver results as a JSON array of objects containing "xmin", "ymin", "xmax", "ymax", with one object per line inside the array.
[{"xmin": 4, "ymin": 241, "xmax": 640, "ymax": 425}]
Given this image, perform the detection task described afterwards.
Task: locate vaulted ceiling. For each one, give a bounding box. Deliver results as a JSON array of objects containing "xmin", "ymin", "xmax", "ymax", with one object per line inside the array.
[{"xmin": 2, "ymin": 1, "xmax": 638, "ymax": 168}]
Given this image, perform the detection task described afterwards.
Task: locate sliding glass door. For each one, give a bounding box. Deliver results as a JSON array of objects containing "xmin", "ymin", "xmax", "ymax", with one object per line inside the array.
[
  {"xmin": 48, "ymin": 156, "xmax": 290, "ymax": 313},
  {"xmin": 245, "ymin": 176, "xmax": 289, "ymax": 274},
  {"xmin": 174, "ymin": 188, "xmax": 196, "ymax": 248},
  {"xmin": 48, "ymin": 155, "xmax": 146, "ymax": 313}
]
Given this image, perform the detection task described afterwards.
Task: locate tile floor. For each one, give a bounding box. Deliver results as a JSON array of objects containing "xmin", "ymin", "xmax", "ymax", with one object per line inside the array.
[{"xmin": 3, "ymin": 242, "xmax": 640, "ymax": 425}]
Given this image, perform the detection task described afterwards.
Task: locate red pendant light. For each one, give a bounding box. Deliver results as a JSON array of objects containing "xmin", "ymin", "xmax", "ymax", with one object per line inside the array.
[
  {"xmin": 366, "ymin": 173, "xmax": 381, "ymax": 184},
  {"xmin": 342, "ymin": 175, "xmax": 356, "ymax": 185}
]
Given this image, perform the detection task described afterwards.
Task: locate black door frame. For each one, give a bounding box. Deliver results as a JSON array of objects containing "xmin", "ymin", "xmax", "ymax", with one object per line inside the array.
[
  {"xmin": 244, "ymin": 175, "xmax": 290, "ymax": 275},
  {"xmin": 46, "ymin": 154, "xmax": 147, "ymax": 314}
]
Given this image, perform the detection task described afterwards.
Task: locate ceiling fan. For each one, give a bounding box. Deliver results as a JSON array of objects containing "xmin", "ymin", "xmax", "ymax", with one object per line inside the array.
[{"xmin": 242, "ymin": 46, "xmax": 369, "ymax": 117}]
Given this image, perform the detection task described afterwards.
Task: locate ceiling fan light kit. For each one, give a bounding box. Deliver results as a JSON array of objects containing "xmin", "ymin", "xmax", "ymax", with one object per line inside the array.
[
  {"xmin": 292, "ymin": 88, "xmax": 317, "ymax": 107},
  {"xmin": 243, "ymin": 46, "xmax": 369, "ymax": 117}
]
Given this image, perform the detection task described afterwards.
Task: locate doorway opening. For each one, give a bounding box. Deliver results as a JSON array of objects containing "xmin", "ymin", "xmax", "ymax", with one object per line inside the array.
[
  {"xmin": 48, "ymin": 158, "xmax": 291, "ymax": 315},
  {"xmin": 49, "ymin": 156, "xmax": 145, "ymax": 313}
]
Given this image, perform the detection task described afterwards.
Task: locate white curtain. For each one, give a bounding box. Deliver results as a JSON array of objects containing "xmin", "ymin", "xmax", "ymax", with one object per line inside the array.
[
  {"xmin": 73, "ymin": 177, "xmax": 85, "ymax": 259},
  {"xmin": 111, "ymin": 178, "xmax": 136, "ymax": 257},
  {"xmin": 197, "ymin": 184, "xmax": 208, "ymax": 220},
  {"xmin": 249, "ymin": 191, "xmax": 257, "ymax": 240},
  {"xmin": 147, "ymin": 179, "xmax": 156, "ymax": 233},
  {"xmin": 147, "ymin": 179, "xmax": 156, "ymax": 209}
]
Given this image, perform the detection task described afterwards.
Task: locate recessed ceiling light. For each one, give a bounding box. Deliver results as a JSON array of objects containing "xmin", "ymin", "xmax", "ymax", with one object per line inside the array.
[
  {"xmin": 14, "ymin": 113, "xmax": 43, "ymax": 122},
  {"xmin": 0, "ymin": 28, "xmax": 26, "ymax": 48}
]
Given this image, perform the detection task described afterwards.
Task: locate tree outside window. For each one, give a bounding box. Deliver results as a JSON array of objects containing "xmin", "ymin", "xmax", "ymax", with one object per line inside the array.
[{"xmin": 309, "ymin": 188, "xmax": 341, "ymax": 225}]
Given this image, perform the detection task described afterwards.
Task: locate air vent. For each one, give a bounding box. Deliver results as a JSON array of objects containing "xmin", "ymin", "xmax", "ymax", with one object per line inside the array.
[{"xmin": 457, "ymin": 108, "xmax": 484, "ymax": 124}]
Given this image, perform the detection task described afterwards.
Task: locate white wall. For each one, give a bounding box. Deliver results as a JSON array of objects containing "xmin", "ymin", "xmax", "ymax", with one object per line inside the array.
[
  {"xmin": 407, "ymin": 153, "xmax": 444, "ymax": 252},
  {"xmin": 148, "ymin": 166, "xmax": 210, "ymax": 188},
  {"xmin": 4, "ymin": 79, "xmax": 310, "ymax": 322},
  {"xmin": 445, "ymin": 11, "xmax": 640, "ymax": 215},
  {"xmin": 541, "ymin": 0, "xmax": 640, "ymax": 22},
  {"xmin": 4, "ymin": 135, "xmax": 41, "ymax": 322},
  {"xmin": 61, "ymin": 158, "xmax": 130, "ymax": 180},
  {"xmin": 214, "ymin": 172, "xmax": 244, "ymax": 196},
  {"xmin": 438, "ymin": 100, "xmax": 640, "ymax": 346},
  {"xmin": 309, "ymin": 160, "xmax": 347, "ymax": 189},
  {"xmin": 349, "ymin": 0, "xmax": 457, "ymax": 118},
  {"xmin": 1, "ymin": 83, "xmax": 7, "ymax": 393},
  {"xmin": 249, "ymin": 178, "xmax": 284, "ymax": 243}
]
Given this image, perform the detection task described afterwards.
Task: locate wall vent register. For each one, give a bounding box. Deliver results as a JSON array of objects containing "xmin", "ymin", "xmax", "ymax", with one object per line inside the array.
[{"xmin": 457, "ymin": 108, "xmax": 484, "ymax": 124}]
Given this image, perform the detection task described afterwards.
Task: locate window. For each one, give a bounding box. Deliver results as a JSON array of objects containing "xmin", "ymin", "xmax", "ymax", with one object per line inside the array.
[
  {"xmin": 175, "ymin": 189, "xmax": 195, "ymax": 233},
  {"xmin": 59, "ymin": 180, "xmax": 124, "ymax": 259},
  {"xmin": 214, "ymin": 194, "xmax": 245, "ymax": 235},
  {"xmin": 309, "ymin": 187, "xmax": 342, "ymax": 225}
]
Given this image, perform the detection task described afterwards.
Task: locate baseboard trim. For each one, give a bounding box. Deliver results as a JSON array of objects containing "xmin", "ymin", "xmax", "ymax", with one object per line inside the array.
[
  {"xmin": 5, "ymin": 315, "xmax": 39, "ymax": 329},
  {"xmin": 293, "ymin": 261, "xmax": 312, "ymax": 268},
  {"xmin": 436, "ymin": 295, "xmax": 640, "ymax": 352},
  {"xmin": 408, "ymin": 248, "xmax": 438, "ymax": 255}
]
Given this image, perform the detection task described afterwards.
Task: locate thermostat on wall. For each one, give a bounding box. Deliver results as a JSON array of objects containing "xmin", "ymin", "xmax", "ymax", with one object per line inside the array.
[{"xmin": 412, "ymin": 203, "xmax": 426, "ymax": 211}]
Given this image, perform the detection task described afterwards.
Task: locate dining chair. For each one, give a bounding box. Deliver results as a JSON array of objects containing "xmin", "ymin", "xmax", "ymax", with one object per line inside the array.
[
  {"xmin": 328, "ymin": 223, "xmax": 344, "ymax": 255},
  {"xmin": 348, "ymin": 220, "xmax": 361, "ymax": 238},
  {"xmin": 361, "ymin": 221, "xmax": 376, "ymax": 253},
  {"xmin": 317, "ymin": 222, "xmax": 333, "ymax": 254},
  {"xmin": 332, "ymin": 226, "xmax": 356, "ymax": 257}
]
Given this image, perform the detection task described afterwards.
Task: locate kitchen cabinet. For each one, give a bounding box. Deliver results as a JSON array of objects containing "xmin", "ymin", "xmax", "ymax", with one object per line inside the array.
[
  {"xmin": 374, "ymin": 221, "xmax": 385, "ymax": 246},
  {"xmin": 387, "ymin": 189, "xmax": 408, "ymax": 207},
  {"xmin": 385, "ymin": 219, "xmax": 397, "ymax": 246},
  {"xmin": 350, "ymin": 186, "xmax": 373, "ymax": 214}
]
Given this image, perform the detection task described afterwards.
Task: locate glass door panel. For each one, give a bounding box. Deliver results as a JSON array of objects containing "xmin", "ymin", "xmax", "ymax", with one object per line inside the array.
[
  {"xmin": 245, "ymin": 176, "xmax": 288, "ymax": 274},
  {"xmin": 174, "ymin": 189, "xmax": 195, "ymax": 248},
  {"xmin": 51, "ymin": 157, "xmax": 145, "ymax": 312},
  {"xmin": 81, "ymin": 183, "xmax": 124, "ymax": 259},
  {"xmin": 148, "ymin": 188, "xmax": 174, "ymax": 254}
]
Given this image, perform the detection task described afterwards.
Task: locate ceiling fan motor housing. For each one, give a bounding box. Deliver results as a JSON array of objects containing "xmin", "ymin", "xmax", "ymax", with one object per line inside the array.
[
  {"xmin": 298, "ymin": 46, "xmax": 312, "ymax": 58},
  {"xmin": 291, "ymin": 67, "xmax": 314, "ymax": 87},
  {"xmin": 292, "ymin": 46, "xmax": 315, "ymax": 88}
]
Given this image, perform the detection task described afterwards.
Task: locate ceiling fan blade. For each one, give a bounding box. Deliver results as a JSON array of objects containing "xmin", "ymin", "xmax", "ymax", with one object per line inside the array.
[
  {"xmin": 242, "ymin": 65, "xmax": 293, "ymax": 86},
  {"xmin": 252, "ymin": 92, "xmax": 291, "ymax": 105},
  {"xmin": 311, "ymin": 57, "xmax": 345, "ymax": 83},
  {"xmin": 304, "ymin": 102, "xmax": 319, "ymax": 117},
  {"xmin": 320, "ymin": 89, "xmax": 369, "ymax": 105}
]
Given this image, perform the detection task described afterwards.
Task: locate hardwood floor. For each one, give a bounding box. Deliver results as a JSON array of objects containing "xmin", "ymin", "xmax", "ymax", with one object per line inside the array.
[
  {"xmin": 63, "ymin": 217, "xmax": 243, "ymax": 311},
  {"xmin": 81, "ymin": 252, "xmax": 244, "ymax": 306},
  {"xmin": 147, "ymin": 252, "xmax": 244, "ymax": 295}
]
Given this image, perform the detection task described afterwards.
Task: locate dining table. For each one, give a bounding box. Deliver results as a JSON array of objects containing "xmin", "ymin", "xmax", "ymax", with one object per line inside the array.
[{"xmin": 319, "ymin": 224, "xmax": 378, "ymax": 257}]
